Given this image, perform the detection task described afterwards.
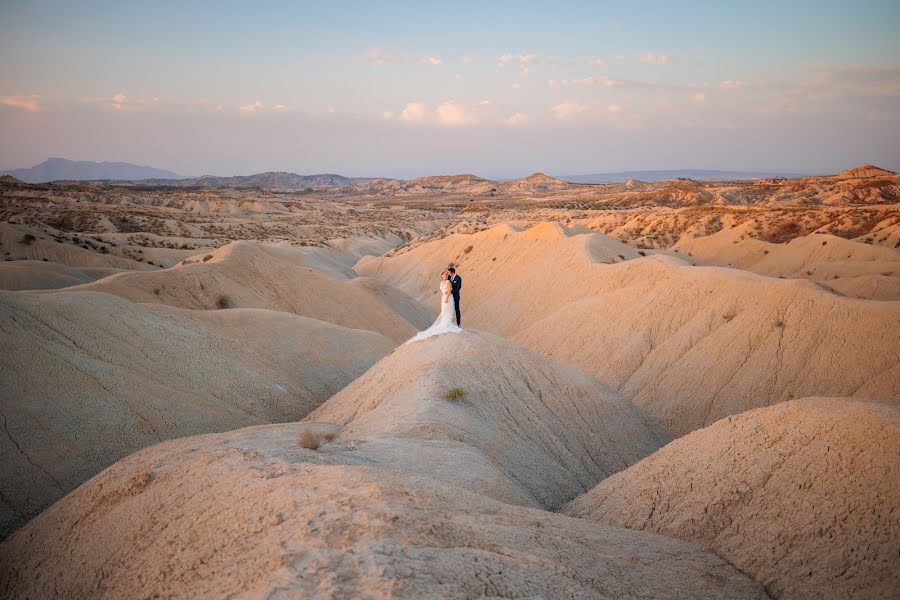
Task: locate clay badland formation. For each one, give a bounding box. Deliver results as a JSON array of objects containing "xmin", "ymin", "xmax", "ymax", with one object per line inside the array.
[{"xmin": 0, "ymin": 165, "xmax": 897, "ymax": 598}]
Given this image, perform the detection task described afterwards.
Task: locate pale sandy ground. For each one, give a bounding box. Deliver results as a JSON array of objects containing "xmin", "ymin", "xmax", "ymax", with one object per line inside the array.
[
  {"xmin": 0, "ymin": 289, "xmax": 396, "ymax": 539},
  {"xmin": 358, "ymin": 223, "xmax": 900, "ymax": 437},
  {"xmin": 565, "ymin": 397, "xmax": 899, "ymax": 599},
  {"xmin": 0, "ymin": 169, "xmax": 898, "ymax": 598},
  {"xmin": 0, "ymin": 331, "xmax": 765, "ymax": 599}
]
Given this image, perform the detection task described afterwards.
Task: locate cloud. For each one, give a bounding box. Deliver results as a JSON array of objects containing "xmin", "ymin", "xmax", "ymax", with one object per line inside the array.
[
  {"xmin": 694, "ymin": 92, "xmax": 706, "ymax": 103},
  {"xmin": 382, "ymin": 111, "xmax": 395, "ymax": 120},
  {"xmin": 720, "ymin": 80, "xmax": 747, "ymax": 89},
  {"xmin": 506, "ymin": 112, "xmax": 528, "ymax": 126},
  {"xmin": 0, "ymin": 95, "xmax": 40, "ymax": 112},
  {"xmin": 435, "ymin": 100, "xmax": 473, "ymax": 125},
  {"xmin": 399, "ymin": 102, "xmax": 426, "ymax": 122},
  {"xmin": 607, "ymin": 104, "xmax": 623, "ymax": 113},
  {"xmin": 272, "ymin": 104, "xmax": 288, "ymax": 110},
  {"xmin": 552, "ymin": 100, "xmax": 586, "ymax": 120},
  {"xmin": 511, "ymin": 82, "xmax": 522, "ymax": 90},
  {"xmin": 498, "ymin": 52, "xmax": 539, "ymax": 74},
  {"xmin": 558, "ymin": 76, "xmax": 621, "ymax": 88},
  {"xmin": 461, "ymin": 55, "xmax": 476, "ymax": 64},
  {"xmin": 240, "ymin": 100, "xmax": 264, "ymax": 112},
  {"xmin": 588, "ymin": 57, "xmax": 605, "ymax": 66},
  {"xmin": 420, "ymin": 56, "xmax": 443, "ymax": 66},
  {"xmin": 111, "ymin": 92, "xmax": 128, "ymax": 109},
  {"xmin": 639, "ymin": 52, "xmax": 670, "ymax": 65},
  {"xmin": 548, "ymin": 79, "xmax": 559, "ymax": 89},
  {"xmin": 358, "ymin": 47, "xmax": 403, "ymax": 65}
]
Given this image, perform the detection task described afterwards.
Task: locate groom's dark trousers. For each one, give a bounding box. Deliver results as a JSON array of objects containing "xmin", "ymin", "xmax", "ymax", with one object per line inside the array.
[{"xmin": 451, "ymin": 274, "xmax": 462, "ymax": 326}]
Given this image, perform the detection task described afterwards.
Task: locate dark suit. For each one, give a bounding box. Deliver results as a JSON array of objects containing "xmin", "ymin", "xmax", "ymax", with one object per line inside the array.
[{"xmin": 450, "ymin": 274, "xmax": 462, "ymax": 326}]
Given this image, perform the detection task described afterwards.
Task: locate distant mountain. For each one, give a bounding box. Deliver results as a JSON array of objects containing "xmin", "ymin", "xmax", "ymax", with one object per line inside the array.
[
  {"xmin": 561, "ymin": 169, "xmax": 815, "ymax": 184},
  {"xmin": 138, "ymin": 171, "xmax": 353, "ymax": 190},
  {"xmin": 0, "ymin": 158, "xmax": 184, "ymax": 183}
]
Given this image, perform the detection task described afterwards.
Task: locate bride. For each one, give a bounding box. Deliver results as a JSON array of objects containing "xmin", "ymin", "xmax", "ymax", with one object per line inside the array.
[{"xmin": 406, "ymin": 270, "xmax": 462, "ymax": 343}]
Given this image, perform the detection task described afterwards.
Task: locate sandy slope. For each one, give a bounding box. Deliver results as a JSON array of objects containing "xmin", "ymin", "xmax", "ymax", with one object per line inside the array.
[
  {"xmin": 0, "ymin": 289, "xmax": 394, "ymax": 540},
  {"xmin": 73, "ymin": 241, "xmax": 434, "ymax": 343},
  {"xmin": 0, "ymin": 426, "xmax": 764, "ymax": 599},
  {"xmin": 0, "ymin": 259, "xmax": 123, "ymax": 290},
  {"xmin": 564, "ymin": 397, "xmax": 900, "ymax": 599},
  {"xmin": 673, "ymin": 227, "xmax": 900, "ymax": 299},
  {"xmin": 0, "ymin": 222, "xmax": 150, "ymax": 270},
  {"xmin": 358, "ymin": 222, "xmax": 900, "ymax": 436},
  {"xmin": 307, "ymin": 330, "xmax": 669, "ymax": 509}
]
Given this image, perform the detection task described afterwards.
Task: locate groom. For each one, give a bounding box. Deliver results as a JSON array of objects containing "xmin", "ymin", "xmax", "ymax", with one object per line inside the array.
[{"xmin": 448, "ymin": 267, "xmax": 462, "ymax": 326}]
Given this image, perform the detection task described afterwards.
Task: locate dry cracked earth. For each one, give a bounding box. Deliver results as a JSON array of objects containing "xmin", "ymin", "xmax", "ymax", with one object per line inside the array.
[{"xmin": 0, "ymin": 165, "xmax": 898, "ymax": 599}]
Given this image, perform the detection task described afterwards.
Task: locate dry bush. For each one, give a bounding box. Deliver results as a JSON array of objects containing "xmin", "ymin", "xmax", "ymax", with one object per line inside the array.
[
  {"xmin": 215, "ymin": 295, "xmax": 230, "ymax": 309},
  {"xmin": 297, "ymin": 428, "xmax": 337, "ymax": 450},
  {"xmin": 202, "ymin": 254, "xmax": 214, "ymax": 262},
  {"xmin": 19, "ymin": 233, "xmax": 36, "ymax": 245},
  {"xmin": 443, "ymin": 387, "xmax": 468, "ymax": 401}
]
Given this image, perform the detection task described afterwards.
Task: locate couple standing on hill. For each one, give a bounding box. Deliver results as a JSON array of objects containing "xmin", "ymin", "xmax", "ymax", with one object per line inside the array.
[{"xmin": 407, "ymin": 267, "xmax": 462, "ymax": 343}]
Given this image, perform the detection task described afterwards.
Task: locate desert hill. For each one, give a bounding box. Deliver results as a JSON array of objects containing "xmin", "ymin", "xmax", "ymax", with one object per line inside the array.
[
  {"xmin": 565, "ymin": 397, "xmax": 900, "ymax": 599},
  {"xmin": 0, "ymin": 260, "xmax": 123, "ymax": 290},
  {"xmin": 0, "ymin": 289, "xmax": 394, "ymax": 539},
  {"xmin": 1, "ymin": 222, "xmax": 152, "ymax": 271},
  {"xmin": 73, "ymin": 241, "xmax": 433, "ymax": 343},
  {"xmin": 836, "ymin": 164, "xmax": 896, "ymax": 178},
  {"xmin": 673, "ymin": 227, "xmax": 900, "ymax": 299},
  {"xmin": 502, "ymin": 172, "xmax": 570, "ymax": 193},
  {"xmin": 307, "ymin": 330, "xmax": 669, "ymax": 508},
  {"xmin": 0, "ymin": 435, "xmax": 766, "ymax": 599},
  {"xmin": 357, "ymin": 222, "xmax": 900, "ymax": 436}
]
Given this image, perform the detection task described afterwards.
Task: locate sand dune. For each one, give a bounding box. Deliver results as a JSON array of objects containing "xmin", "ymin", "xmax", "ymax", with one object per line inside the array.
[
  {"xmin": 0, "ymin": 425, "xmax": 764, "ymax": 599},
  {"xmin": 359, "ymin": 223, "xmax": 900, "ymax": 436},
  {"xmin": 0, "ymin": 289, "xmax": 394, "ymax": 539},
  {"xmin": 307, "ymin": 330, "xmax": 669, "ymax": 509},
  {"xmin": 564, "ymin": 397, "xmax": 900, "ymax": 599},
  {"xmin": 74, "ymin": 241, "xmax": 434, "ymax": 343}
]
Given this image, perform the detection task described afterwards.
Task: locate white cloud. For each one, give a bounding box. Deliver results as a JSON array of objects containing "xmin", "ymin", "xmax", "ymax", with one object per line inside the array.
[
  {"xmin": 272, "ymin": 104, "xmax": 288, "ymax": 110},
  {"xmin": 111, "ymin": 92, "xmax": 128, "ymax": 109},
  {"xmin": 0, "ymin": 95, "xmax": 40, "ymax": 112},
  {"xmin": 358, "ymin": 47, "xmax": 404, "ymax": 65},
  {"xmin": 694, "ymin": 92, "xmax": 706, "ymax": 103},
  {"xmin": 382, "ymin": 110, "xmax": 395, "ymax": 120},
  {"xmin": 420, "ymin": 56, "xmax": 443, "ymax": 66},
  {"xmin": 588, "ymin": 57, "xmax": 605, "ymax": 65},
  {"xmin": 511, "ymin": 82, "xmax": 522, "ymax": 90},
  {"xmin": 461, "ymin": 55, "xmax": 476, "ymax": 64},
  {"xmin": 478, "ymin": 99, "xmax": 493, "ymax": 106},
  {"xmin": 607, "ymin": 104, "xmax": 623, "ymax": 113},
  {"xmin": 639, "ymin": 52, "xmax": 670, "ymax": 65},
  {"xmin": 435, "ymin": 100, "xmax": 472, "ymax": 125},
  {"xmin": 548, "ymin": 79, "xmax": 559, "ymax": 89},
  {"xmin": 552, "ymin": 100, "xmax": 586, "ymax": 120},
  {"xmin": 506, "ymin": 112, "xmax": 528, "ymax": 126},
  {"xmin": 559, "ymin": 76, "xmax": 620, "ymax": 88},
  {"xmin": 720, "ymin": 80, "xmax": 747, "ymax": 89},
  {"xmin": 214, "ymin": 104, "xmax": 224, "ymax": 112},
  {"xmin": 399, "ymin": 101, "xmax": 426, "ymax": 122},
  {"xmin": 240, "ymin": 100, "xmax": 264, "ymax": 112},
  {"xmin": 498, "ymin": 52, "xmax": 539, "ymax": 74}
]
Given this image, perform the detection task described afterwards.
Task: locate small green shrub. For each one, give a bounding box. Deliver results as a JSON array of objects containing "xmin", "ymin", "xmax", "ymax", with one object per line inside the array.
[
  {"xmin": 215, "ymin": 294, "xmax": 230, "ymax": 309},
  {"xmin": 19, "ymin": 233, "xmax": 36, "ymax": 245},
  {"xmin": 443, "ymin": 387, "xmax": 468, "ymax": 402}
]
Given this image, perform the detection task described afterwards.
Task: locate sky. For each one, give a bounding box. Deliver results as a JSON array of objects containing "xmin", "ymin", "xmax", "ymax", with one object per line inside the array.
[{"xmin": 1, "ymin": 0, "xmax": 899, "ymax": 178}]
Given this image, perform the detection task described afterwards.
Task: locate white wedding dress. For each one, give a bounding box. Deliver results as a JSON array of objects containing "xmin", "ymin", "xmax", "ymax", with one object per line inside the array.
[{"xmin": 406, "ymin": 280, "xmax": 462, "ymax": 343}]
